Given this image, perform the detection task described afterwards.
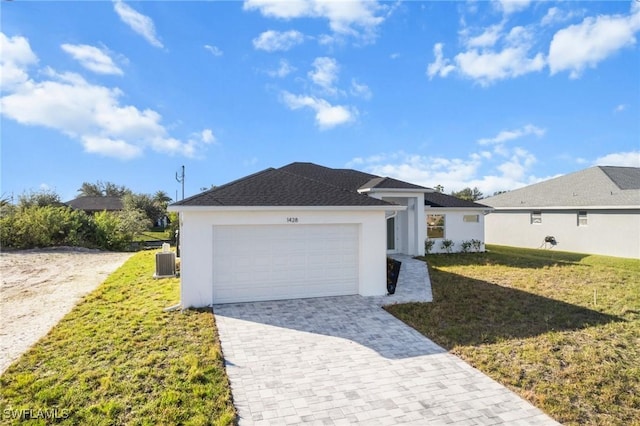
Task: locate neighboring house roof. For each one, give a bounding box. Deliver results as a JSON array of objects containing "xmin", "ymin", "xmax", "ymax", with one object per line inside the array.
[
  {"xmin": 172, "ymin": 162, "xmax": 429, "ymax": 208},
  {"xmin": 424, "ymin": 192, "xmax": 490, "ymax": 209},
  {"xmin": 482, "ymin": 166, "xmax": 640, "ymax": 208},
  {"xmin": 65, "ymin": 196, "xmax": 124, "ymax": 212}
]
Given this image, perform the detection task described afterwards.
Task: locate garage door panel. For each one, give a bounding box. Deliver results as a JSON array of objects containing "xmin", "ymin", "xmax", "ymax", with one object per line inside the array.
[{"xmin": 212, "ymin": 224, "xmax": 359, "ymax": 303}]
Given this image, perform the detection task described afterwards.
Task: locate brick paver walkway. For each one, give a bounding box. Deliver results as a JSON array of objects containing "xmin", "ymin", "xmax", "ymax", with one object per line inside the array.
[{"xmin": 213, "ymin": 257, "xmax": 558, "ymax": 425}]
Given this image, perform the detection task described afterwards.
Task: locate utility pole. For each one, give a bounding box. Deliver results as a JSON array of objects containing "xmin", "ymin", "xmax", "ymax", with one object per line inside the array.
[{"xmin": 175, "ymin": 165, "xmax": 185, "ymax": 200}]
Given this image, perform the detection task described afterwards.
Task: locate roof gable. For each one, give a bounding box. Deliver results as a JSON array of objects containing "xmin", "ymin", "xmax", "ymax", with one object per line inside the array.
[{"xmin": 482, "ymin": 166, "xmax": 640, "ymax": 208}]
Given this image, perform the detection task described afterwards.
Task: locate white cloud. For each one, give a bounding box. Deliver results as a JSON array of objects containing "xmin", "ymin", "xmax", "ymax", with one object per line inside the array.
[
  {"xmin": 83, "ymin": 136, "xmax": 142, "ymax": 159},
  {"xmin": 477, "ymin": 124, "xmax": 546, "ymax": 145},
  {"xmin": 427, "ymin": 43, "xmax": 456, "ymax": 79},
  {"xmin": 614, "ymin": 104, "xmax": 627, "ymax": 113},
  {"xmin": 347, "ymin": 146, "xmax": 542, "ymax": 196},
  {"xmin": 454, "ymin": 46, "xmax": 545, "ymax": 86},
  {"xmin": 243, "ymin": 0, "xmax": 385, "ymax": 40},
  {"xmin": 308, "ymin": 57, "xmax": 340, "ymax": 94},
  {"xmin": 495, "ymin": 0, "xmax": 531, "ymax": 15},
  {"xmin": 0, "ymin": 33, "xmax": 38, "ymax": 90},
  {"xmin": 0, "ymin": 34, "xmax": 208, "ymax": 160},
  {"xmin": 548, "ymin": 7, "xmax": 640, "ymax": 78},
  {"xmin": 200, "ymin": 129, "xmax": 216, "ymax": 144},
  {"xmin": 267, "ymin": 59, "xmax": 296, "ymax": 78},
  {"xmin": 252, "ymin": 30, "xmax": 304, "ymax": 52},
  {"xmin": 204, "ymin": 44, "xmax": 223, "ymax": 56},
  {"xmin": 541, "ymin": 7, "xmax": 582, "ymax": 27},
  {"xmin": 113, "ymin": 0, "xmax": 163, "ymax": 48},
  {"xmin": 61, "ymin": 44, "xmax": 123, "ymax": 75},
  {"xmin": 350, "ymin": 79, "xmax": 372, "ymax": 100},
  {"xmin": 464, "ymin": 24, "xmax": 503, "ymax": 48},
  {"xmin": 281, "ymin": 91, "xmax": 356, "ymax": 129},
  {"xmin": 594, "ymin": 151, "xmax": 640, "ymax": 167}
]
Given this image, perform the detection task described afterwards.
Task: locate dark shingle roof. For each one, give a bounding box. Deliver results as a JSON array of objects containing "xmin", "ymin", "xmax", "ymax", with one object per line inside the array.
[
  {"xmin": 172, "ymin": 162, "xmax": 434, "ymax": 208},
  {"xmin": 600, "ymin": 166, "xmax": 640, "ymax": 190},
  {"xmin": 424, "ymin": 192, "xmax": 490, "ymax": 208},
  {"xmin": 279, "ymin": 162, "xmax": 377, "ymax": 192},
  {"xmin": 172, "ymin": 167, "xmax": 392, "ymax": 207},
  {"xmin": 482, "ymin": 166, "xmax": 640, "ymax": 208},
  {"xmin": 65, "ymin": 196, "xmax": 123, "ymax": 211}
]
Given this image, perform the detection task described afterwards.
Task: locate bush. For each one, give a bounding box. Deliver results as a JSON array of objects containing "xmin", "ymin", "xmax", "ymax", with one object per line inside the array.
[
  {"xmin": 440, "ymin": 239, "xmax": 454, "ymax": 254},
  {"xmin": 0, "ymin": 205, "xmax": 94, "ymax": 249},
  {"xmin": 94, "ymin": 210, "xmax": 151, "ymax": 251},
  {"xmin": 471, "ymin": 239, "xmax": 483, "ymax": 252},
  {"xmin": 424, "ymin": 239, "xmax": 435, "ymax": 254},
  {"xmin": 460, "ymin": 240, "xmax": 472, "ymax": 253}
]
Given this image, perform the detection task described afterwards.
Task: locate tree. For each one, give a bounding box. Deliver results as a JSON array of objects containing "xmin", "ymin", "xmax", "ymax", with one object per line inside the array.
[
  {"xmin": 153, "ymin": 190, "xmax": 172, "ymax": 209},
  {"xmin": 122, "ymin": 193, "xmax": 164, "ymax": 226},
  {"xmin": 451, "ymin": 187, "xmax": 483, "ymax": 201},
  {"xmin": 17, "ymin": 189, "xmax": 63, "ymax": 208},
  {"xmin": 77, "ymin": 181, "xmax": 130, "ymax": 197}
]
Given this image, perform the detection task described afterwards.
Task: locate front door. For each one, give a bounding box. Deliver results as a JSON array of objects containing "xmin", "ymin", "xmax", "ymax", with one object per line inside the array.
[{"xmin": 386, "ymin": 216, "xmax": 397, "ymax": 253}]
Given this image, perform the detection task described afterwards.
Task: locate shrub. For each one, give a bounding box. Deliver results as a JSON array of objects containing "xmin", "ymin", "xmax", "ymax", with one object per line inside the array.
[
  {"xmin": 440, "ymin": 239, "xmax": 454, "ymax": 254},
  {"xmin": 460, "ymin": 240, "xmax": 472, "ymax": 253},
  {"xmin": 471, "ymin": 239, "xmax": 483, "ymax": 252},
  {"xmin": 424, "ymin": 239, "xmax": 435, "ymax": 254},
  {"xmin": 0, "ymin": 205, "xmax": 94, "ymax": 249}
]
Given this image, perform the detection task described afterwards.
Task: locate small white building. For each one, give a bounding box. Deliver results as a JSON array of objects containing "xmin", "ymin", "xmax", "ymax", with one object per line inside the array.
[
  {"xmin": 169, "ymin": 162, "xmax": 492, "ymax": 307},
  {"xmin": 483, "ymin": 166, "xmax": 640, "ymax": 259}
]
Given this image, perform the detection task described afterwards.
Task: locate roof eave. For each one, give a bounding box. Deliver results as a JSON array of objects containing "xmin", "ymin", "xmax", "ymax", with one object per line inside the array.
[
  {"xmin": 488, "ymin": 205, "xmax": 640, "ymax": 210},
  {"xmin": 358, "ymin": 188, "xmax": 429, "ymax": 194},
  {"xmin": 168, "ymin": 205, "xmax": 407, "ymax": 212}
]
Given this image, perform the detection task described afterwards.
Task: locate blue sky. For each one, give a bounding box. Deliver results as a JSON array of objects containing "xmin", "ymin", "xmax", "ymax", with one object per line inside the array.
[{"xmin": 1, "ymin": 0, "xmax": 639, "ymax": 202}]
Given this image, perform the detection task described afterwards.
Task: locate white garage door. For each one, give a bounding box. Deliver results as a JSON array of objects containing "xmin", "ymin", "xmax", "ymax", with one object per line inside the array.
[{"xmin": 212, "ymin": 224, "xmax": 359, "ymax": 303}]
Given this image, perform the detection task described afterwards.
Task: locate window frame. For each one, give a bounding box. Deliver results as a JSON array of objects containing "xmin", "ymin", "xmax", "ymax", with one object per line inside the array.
[
  {"xmin": 531, "ymin": 211, "xmax": 542, "ymax": 224},
  {"xmin": 463, "ymin": 214, "xmax": 479, "ymax": 223},
  {"xmin": 578, "ymin": 211, "xmax": 588, "ymax": 227},
  {"xmin": 427, "ymin": 214, "xmax": 446, "ymax": 239}
]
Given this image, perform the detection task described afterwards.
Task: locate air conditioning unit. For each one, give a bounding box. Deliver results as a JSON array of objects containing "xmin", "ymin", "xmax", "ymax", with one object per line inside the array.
[{"xmin": 155, "ymin": 252, "xmax": 176, "ymax": 278}]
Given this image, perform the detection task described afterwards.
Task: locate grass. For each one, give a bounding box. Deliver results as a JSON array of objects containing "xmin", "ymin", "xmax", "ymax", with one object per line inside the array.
[
  {"xmin": 133, "ymin": 230, "xmax": 171, "ymax": 242},
  {"xmin": 0, "ymin": 251, "xmax": 235, "ymax": 425},
  {"xmin": 386, "ymin": 245, "xmax": 640, "ymax": 426}
]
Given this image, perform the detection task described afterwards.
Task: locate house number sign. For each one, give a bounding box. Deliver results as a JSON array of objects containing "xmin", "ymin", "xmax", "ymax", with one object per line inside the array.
[{"xmin": 286, "ymin": 217, "xmax": 299, "ymax": 223}]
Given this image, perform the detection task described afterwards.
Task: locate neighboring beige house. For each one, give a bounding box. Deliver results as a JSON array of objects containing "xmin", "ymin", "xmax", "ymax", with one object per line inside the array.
[{"xmin": 482, "ymin": 166, "xmax": 640, "ymax": 259}]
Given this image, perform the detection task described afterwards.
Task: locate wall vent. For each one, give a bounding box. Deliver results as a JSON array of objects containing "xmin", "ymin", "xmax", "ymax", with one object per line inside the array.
[{"xmin": 155, "ymin": 252, "xmax": 176, "ymax": 278}]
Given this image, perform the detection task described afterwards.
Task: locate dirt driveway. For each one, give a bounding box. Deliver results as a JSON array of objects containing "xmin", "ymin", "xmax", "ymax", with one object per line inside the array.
[{"xmin": 0, "ymin": 247, "xmax": 133, "ymax": 373}]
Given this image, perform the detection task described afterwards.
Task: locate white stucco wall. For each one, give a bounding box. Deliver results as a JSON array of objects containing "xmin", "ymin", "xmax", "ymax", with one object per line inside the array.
[
  {"xmin": 485, "ymin": 209, "xmax": 640, "ymax": 259},
  {"xmin": 175, "ymin": 208, "xmax": 388, "ymax": 307},
  {"xmin": 425, "ymin": 208, "xmax": 487, "ymax": 254}
]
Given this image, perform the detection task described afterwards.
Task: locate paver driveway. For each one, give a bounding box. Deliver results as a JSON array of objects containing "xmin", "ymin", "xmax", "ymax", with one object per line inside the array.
[{"xmin": 214, "ymin": 259, "xmax": 558, "ymax": 425}]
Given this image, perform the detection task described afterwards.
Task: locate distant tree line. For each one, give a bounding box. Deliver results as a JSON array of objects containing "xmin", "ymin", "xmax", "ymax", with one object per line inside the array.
[
  {"xmin": 0, "ymin": 182, "xmax": 176, "ymax": 251},
  {"xmin": 434, "ymin": 185, "xmax": 509, "ymax": 201}
]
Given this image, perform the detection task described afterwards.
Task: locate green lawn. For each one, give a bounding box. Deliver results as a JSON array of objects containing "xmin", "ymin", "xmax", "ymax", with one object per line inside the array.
[
  {"xmin": 133, "ymin": 230, "xmax": 171, "ymax": 242},
  {"xmin": 0, "ymin": 251, "xmax": 235, "ymax": 425},
  {"xmin": 387, "ymin": 245, "xmax": 640, "ymax": 426}
]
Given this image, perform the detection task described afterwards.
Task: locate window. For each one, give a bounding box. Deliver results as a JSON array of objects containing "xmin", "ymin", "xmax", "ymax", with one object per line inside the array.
[
  {"xmin": 463, "ymin": 214, "xmax": 479, "ymax": 223},
  {"xmin": 578, "ymin": 211, "xmax": 588, "ymax": 226},
  {"xmin": 531, "ymin": 211, "xmax": 542, "ymax": 224},
  {"xmin": 427, "ymin": 214, "xmax": 445, "ymax": 238}
]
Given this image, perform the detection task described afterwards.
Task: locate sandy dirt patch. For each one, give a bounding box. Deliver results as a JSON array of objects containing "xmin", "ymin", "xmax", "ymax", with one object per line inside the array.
[{"xmin": 0, "ymin": 247, "xmax": 133, "ymax": 373}]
